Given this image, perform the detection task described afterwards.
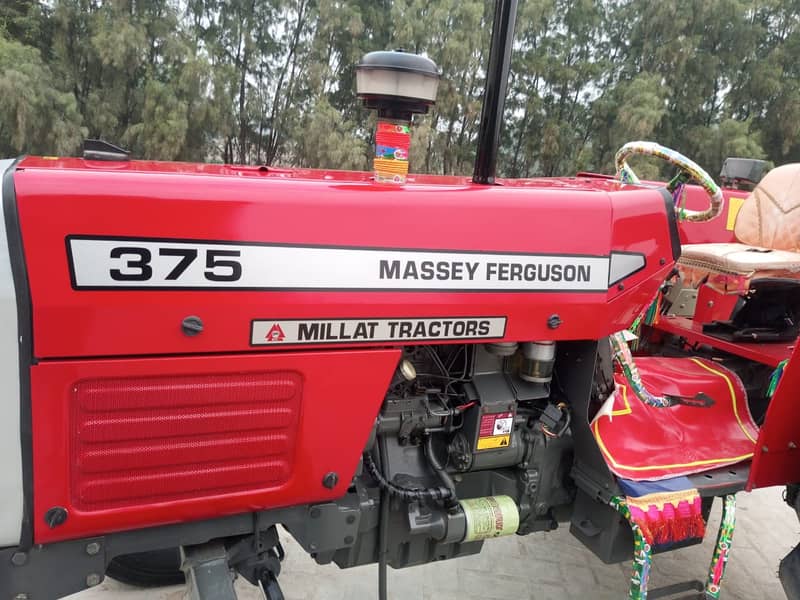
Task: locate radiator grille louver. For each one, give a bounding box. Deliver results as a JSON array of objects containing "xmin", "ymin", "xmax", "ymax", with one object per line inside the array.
[{"xmin": 70, "ymin": 372, "xmax": 302, "ymax": 510}]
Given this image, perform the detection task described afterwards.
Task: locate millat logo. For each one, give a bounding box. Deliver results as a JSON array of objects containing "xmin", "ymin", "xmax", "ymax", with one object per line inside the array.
[{"xmin": 265, "ymin": 323, "xmax": 286, "ymax": 342}]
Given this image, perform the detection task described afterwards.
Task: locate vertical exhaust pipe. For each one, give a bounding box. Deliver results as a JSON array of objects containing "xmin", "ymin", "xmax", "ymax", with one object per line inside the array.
[{"xmin": 472, "ymin": 0, "xmax": 519, "ymax": 185}]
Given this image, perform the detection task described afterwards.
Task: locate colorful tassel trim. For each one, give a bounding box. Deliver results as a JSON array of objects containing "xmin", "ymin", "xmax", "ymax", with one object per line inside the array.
[
  {"xmin": 627, "ymin": 290, "xmax": 661, "ymax": 351},
  {"xmin": 626, "ymin": 490, "xmax": 705, "ymax": 549},
  {"xmin": 374, "ymin": 120, "xmax": 411, "ymax": 184},
  {"xmin": 610, "ymin": 495, "xmax": 652, "ymax": 600},
  {"xmin": 614, "ymin": 480, "xmax": 734, "ymax": 600},
  {"xmin": 643, "ymin": 292, "xmax": 661, "ymax": 326},
  {"xmin": 611, "ymin": 332, "xmax": 673, "ymax": 407},
  {"xmin": 705, "ymin": 495, "xmax": 736, "ymax": 598},
  {"xmin": 766, "ymin": 359, "xmax": 788, "ymax": 399},
  {"xmin": 612, "ymin": 483, "xmax": 711, "ymax": 599}
]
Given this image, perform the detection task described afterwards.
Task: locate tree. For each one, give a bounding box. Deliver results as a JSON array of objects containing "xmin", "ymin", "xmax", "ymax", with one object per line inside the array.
[
  {"xmin": 0, "ymin": 35, "xmax": 85, "ymax": 156},
  {"xmin": 590, "ymin": 73, "xmax": 670, "ymax": 173},
  {"xmin": 687, "ymin": 119, "xmax": 767, "ymax": 175},
  {"xmin": 0, "ymin": 0, "xmax": 796, "ymax": 176},
  {"xmin": 0, "ymin": 0, "xmax": 50, "ymax": 50},
  {"xmin": 501, "ymin": 0, "xmax": 605, "ymax": 177},
  {"xmin": 293, "ymin": 97, "xmax": 367, "ymax": 169}
]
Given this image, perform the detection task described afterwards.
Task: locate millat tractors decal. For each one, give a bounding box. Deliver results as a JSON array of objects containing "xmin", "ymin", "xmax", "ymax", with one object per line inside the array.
[
  {"xmin": 66, "ymin": 236, "xmax": 624, "ymax": 292},
  {"xmin": 250, "ymin": 317, "xmax": 507, "ymax": 345}
]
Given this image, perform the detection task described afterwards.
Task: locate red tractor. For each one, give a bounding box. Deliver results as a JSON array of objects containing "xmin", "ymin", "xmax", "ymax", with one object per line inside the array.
[{"xmin": 1, "ymin": 1, "xmax": 798, "ymax": 599}]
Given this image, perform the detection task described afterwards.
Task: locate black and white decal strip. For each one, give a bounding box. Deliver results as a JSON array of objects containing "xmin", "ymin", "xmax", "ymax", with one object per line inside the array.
[
  {"xmin": 251, "ymin": 317, "xmax": 507, "ymax": 345},
  {"xmin": 67, "ymin": 237, "xmax": 643, "ymax": 292}
]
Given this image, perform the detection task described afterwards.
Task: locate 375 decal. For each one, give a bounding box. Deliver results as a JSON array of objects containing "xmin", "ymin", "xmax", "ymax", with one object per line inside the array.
[
  {"xmin": 106, "ymin": 246, "xmax": 242, "ymax": 282},
  {"xmin": 66, "ymin": 235, "xmax": 636, "ymax": 291},
  {"xmin": 67, "ymin": 237, "xmax": 251, "ymax": 289}
]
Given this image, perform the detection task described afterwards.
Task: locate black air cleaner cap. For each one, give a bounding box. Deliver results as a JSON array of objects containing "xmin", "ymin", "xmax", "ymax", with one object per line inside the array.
[{"xmin": 357, "ymin": 51, "xmax": 440, "ymax": 78}]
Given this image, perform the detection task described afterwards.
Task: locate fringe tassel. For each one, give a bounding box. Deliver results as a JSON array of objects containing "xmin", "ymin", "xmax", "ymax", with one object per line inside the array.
[
  {"xmin": 627, "ymin": 290, "xmax": 663, "ymax": 352},
  {"xmin": 767, "ymin": 359, "xmax": 788, "ymax": 399},
  {"xmin": 643, "ymin": 292, "xmax": 661, "ymax": 326},
  {"xmin": 628, "ymin": 495, "xmax": 705, "ymax": 549}
]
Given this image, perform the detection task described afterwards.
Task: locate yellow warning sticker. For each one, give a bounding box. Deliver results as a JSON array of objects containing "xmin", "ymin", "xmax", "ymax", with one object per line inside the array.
[
  {"xmin": 726, "ymin": 197, "xmax": 745, "ymax": 231},
  {"xmin": 477, "ymin": 435, "xmax": 511, "ymax": 450}
]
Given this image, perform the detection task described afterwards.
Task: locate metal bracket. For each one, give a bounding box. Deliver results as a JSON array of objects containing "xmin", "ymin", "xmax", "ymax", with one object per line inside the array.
[
  {"xmin": 287, "ymin": 500, "xmax": 361, "ymax": 555},
  {"xmin": 571, "ymin": 462, "xmax": 616, "ymax": 504},
  {"xmin": 0, "ymin": 536, "xmax": 106, "ymax": 599},
  {"xmin": 666, "ymin": 287, "xmax": 698, "ymax": 317}
]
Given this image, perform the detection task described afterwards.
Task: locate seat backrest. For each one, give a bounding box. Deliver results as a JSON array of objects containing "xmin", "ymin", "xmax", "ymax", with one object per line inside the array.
[{"xmin": 735, "ymin": 163, "xmax": 800, "ymax": 252}]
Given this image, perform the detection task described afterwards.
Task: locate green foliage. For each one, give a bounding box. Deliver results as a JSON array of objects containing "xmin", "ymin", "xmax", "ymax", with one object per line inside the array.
[
  {"xmin": 294, "ymin": 97, "xmax": 368, "ymax": 170},
  {"xmin": 0, "ymin": 35, "xmax": 85, "ymax": 155},
  {"xmin": 125, "ymin": 80, "xmax": 189, "ymax": 160},
  {"xmin": 590, "ymin": 73, "xmax": 670, "ymax": 172},
  {"xmin": 687, "ymin": 119, "xmax": 767, "ymax": 175},
  {"xmin": 0, "ymin": 0, "xmax": 50, "ymax": 50},
  {"xmin": 0, "ymin": 0, "xmax": 798, "ymax": 179}
]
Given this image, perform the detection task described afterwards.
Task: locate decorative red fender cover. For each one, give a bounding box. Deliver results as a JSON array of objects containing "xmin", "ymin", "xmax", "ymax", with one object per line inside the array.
[{"xmin": 592, "ymin": 357, "xmax": 759, "ymax": 481}]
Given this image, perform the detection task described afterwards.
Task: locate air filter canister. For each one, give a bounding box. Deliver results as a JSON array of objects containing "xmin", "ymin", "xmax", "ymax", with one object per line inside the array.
[
  {"xmin": 459, "ymin": 495, "xmax": 519, "ymax": 542},
  {"xmin": 355, "ymin": 50, "xmax": 440, "ymax": 186}
]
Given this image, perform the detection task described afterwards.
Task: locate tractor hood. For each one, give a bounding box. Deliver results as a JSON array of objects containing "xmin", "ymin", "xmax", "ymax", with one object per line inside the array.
[{"xmin": 8, "ymin": 157, "xmax": 679, "ymax": 358}]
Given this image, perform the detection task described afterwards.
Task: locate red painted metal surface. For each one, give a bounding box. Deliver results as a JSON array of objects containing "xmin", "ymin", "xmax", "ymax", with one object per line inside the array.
[
  {"xmin": 749, "ymin": 340, "xmax": 800, "ymax": 489},
  {"xmin": 656, "ymin": 316, "xmax": 794, "ymax": 368},
  {"xmin": 70, "ymin": 371, "xmax": 303, "ymax": 511},
  {"xmin": 693, "ymin": 285, "xmax": 739, "ymax": 325},
  {"xmin": 30, "ymin": 349, "xmax": 400, "ymax": 544},
  {"xmin": 13, "ymin": 159, "xmax": 677, "ymax": 358},
  {"xmin": 675, "ymin": 186, "xmax": 748, "ymax": 245},
  {"xmin": 575, "ymin": 172, "xmax": 747, "ymax": 245}
]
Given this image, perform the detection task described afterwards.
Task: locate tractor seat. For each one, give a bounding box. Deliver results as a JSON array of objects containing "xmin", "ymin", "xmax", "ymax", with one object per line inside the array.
[{"xmin": 678, "ymin": 163, "xmax": 800, "ymax": 293}]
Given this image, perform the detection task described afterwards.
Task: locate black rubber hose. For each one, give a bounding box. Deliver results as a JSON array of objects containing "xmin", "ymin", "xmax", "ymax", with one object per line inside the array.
[
  {"xmin": 424, "ymin": 436, "xmax": 459, "ymax": 508},
  {"xmin": 363, "ymin": 452, "xmax": 453, "ymax": 503}
]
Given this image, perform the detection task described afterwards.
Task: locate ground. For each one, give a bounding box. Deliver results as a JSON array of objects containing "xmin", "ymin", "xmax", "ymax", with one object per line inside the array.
[{"xmin": 69, "ymin": 487, "xmax": 796, "ymax": 600}]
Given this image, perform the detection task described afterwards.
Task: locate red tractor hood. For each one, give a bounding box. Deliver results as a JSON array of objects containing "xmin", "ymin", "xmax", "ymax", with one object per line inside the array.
[{"xmin": 11, "ymin": 157, "xmax": 679, "ymax": 358}]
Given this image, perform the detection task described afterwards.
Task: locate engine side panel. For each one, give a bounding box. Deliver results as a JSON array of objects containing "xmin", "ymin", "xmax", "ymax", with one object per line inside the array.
[
  {"xmin": 13, "ymin": 159, "xmax": 679, "ymax": 546},
  {"xmin": 30, "ymin": 348, "xmax": 399, "ymax": 544},
  {"xmin": 13, "ymin": 164, "xmax": 677, "ymax": 358}
]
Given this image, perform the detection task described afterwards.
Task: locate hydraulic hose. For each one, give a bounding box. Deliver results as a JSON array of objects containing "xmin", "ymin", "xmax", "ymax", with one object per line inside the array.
[
  {"xmin": 424, "ymin": 435, "xmax": 459, "ymax": 509},
  {"xmin": 363, "ymin": 452, "xmax": 454, "ymax": 503}
]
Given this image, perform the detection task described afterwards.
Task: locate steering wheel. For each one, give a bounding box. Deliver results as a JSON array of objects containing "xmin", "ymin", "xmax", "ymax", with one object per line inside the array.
[{"xmin": 614, "ymin": 141, "xmax": 723, "ymax": 222}]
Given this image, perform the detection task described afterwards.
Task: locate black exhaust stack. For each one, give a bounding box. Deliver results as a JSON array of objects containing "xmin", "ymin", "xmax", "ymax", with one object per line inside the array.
[{"xmin": 472, "ymin": 0, "xmax": 519, "ymax": 185}]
